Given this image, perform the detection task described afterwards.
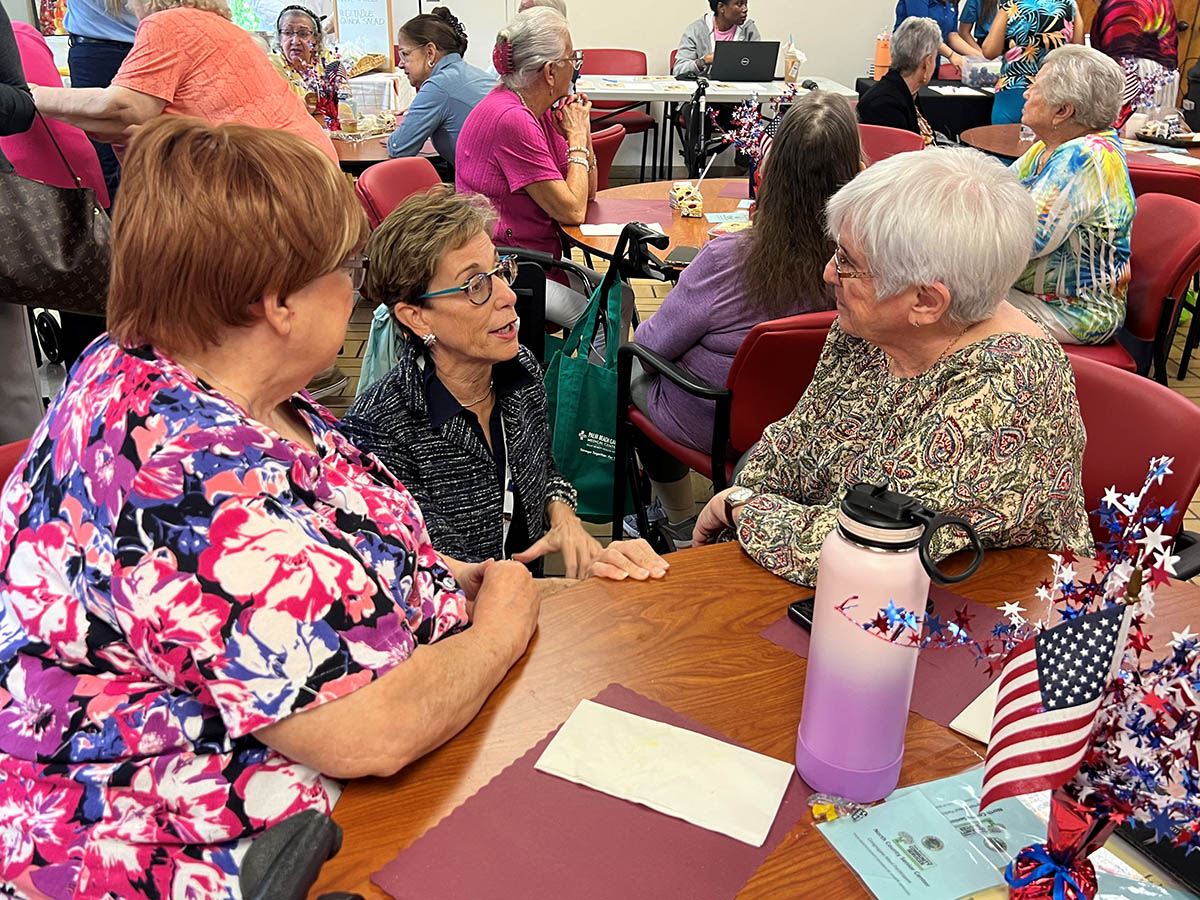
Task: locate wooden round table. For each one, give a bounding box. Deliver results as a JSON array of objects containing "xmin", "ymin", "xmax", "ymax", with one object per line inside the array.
[
  {"xmin": 333, "ymin": 129, "xmax": 439, "ymax": 176},
  {"xmin": 959, "ymin": 123, "xmax": 1032, "ymax": 160},
  {"xmin": 334, "ymin": 137, "xmax": 393, "ymax": 175},
  {"xmin": 562, "ymin": 177, "xmax": 751, "ymax": 263},
  {"xmin": 962, "ymin": 122, "xmax": 1200, "ymax": 163},
  {"xmin": 309, "ymin": 542, "xmax": 1200, "ymax": 899}
]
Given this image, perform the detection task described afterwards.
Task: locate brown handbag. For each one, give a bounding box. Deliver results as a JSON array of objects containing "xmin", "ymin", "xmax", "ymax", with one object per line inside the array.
[{"xmin": 0, "ymin": 111, "xmax": 111, "ymax": 317}]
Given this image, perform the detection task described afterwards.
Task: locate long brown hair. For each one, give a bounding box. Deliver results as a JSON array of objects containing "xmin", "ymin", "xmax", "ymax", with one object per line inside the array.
[
  {"xmin": 740, "ymin": 91, "xmax": 861, "ymax": 316},
  {"xmin": 977, "ymin": 0, "xmax": 998, "ymax": 30}
]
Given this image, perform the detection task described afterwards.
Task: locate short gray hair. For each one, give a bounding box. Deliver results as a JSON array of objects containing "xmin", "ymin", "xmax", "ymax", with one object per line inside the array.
[
  {"xmin": 891, "ymin": 17, "xmax": 941, "ymax": 77},
  {"xmin": 496, "ymin": 7, "xmax": 570, "ymax": 91},
  {"xmin": 518, "ymin": 0, "xmax": 567, "ymax": 17},
  {"xmin": 1036, "ymin": 45, "xmax": 1124, "ymax": 131},
  {"xmin": 826, "ymin": 147, "xmax": 1037, "ymax": 326}
]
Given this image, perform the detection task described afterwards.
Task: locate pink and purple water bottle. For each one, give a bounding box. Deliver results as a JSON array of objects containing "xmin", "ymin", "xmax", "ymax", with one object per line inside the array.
[{"xmin": 794, "ymin": 484, "xmax": 983, "ymax": 803}]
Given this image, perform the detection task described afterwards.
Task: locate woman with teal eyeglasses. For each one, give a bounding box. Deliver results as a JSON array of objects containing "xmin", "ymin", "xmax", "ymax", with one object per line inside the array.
[{"xmin": 342, "ymin": 185, "xmax": 667, "ymax": 581}]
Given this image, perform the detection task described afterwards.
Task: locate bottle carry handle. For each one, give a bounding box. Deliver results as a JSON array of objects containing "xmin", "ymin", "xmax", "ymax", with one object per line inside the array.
[{"xmin": 913, "ymin": 511, "xmax": 984, "ymax": 585}]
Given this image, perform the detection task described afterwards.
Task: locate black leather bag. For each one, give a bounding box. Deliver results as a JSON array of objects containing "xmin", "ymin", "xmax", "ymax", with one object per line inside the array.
[{"xmin": 0, "ymin": 112, "xmax": 110, "ymax": 317}]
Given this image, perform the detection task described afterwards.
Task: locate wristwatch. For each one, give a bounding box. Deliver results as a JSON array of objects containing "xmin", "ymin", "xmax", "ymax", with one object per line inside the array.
[{"xmin": 723, "ymin": 487, "xmax": 755, "ymax": 528}]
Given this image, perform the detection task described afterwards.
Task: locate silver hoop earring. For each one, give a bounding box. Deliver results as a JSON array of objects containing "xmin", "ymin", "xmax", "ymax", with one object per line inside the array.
[{"xmin": 421, "ymin": 333, "xmax": 437, "ymax": 347}]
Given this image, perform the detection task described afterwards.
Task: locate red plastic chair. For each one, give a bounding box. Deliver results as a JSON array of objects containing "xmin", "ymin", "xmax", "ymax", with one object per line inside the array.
[
  {"xmin": 590, "ymin": 124, "xmax": 626, "ymax": 192},
  {"xmin": 580, "ymin": 48, "xmax": 659, "ymax": 182},
  {"xmin": 1127, "ymin": 158, "xmax": 1200, "ymax": 205},
  {"xmin": 612, "ymin": 310, "xmax": 838, "ymax": 540},
  {"xmin": 1063, "ymin": 193, "xmax": 1200, "ymax": 383},
  {"xmin": 1069, "ymin": 354, "xmax": 1200, "ymax": 576},
  {"xmin": 0, "ymin": 439, "xmax": 30, "ymax": 489},
  {"xmin": 858, "ymin": 123, "xmax": 925, "ymax": 163},
  {"xmin": 353, "ymin": 156, "xmax": 441, "ymax": 229}
]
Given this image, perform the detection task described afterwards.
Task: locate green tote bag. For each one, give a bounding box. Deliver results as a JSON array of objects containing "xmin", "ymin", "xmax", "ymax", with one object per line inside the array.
[{"xmin": 544, "ymin": 270, "xmax": 631, "ymax": 523}]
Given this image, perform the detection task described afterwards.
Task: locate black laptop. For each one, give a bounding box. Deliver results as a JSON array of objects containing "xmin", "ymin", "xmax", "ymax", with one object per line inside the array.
[{"xmin": 709, "ymin": 40, "xmax": 779, "ymax": 82}]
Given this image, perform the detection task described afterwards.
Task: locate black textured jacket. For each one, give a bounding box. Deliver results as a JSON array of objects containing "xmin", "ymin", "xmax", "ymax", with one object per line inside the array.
[
  {"xmin": 341, "ymin": 338, "xmax": 577, "ymax": 568},
  {"xmin": 856, "ymin": 68, "xmax": 921, "ymax": 136}
]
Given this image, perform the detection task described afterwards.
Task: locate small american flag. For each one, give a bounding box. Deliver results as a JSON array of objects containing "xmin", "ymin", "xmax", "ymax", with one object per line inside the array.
[{"xmin": 979, "ymin": 605, "xmax": 1131, "ymax": 810}]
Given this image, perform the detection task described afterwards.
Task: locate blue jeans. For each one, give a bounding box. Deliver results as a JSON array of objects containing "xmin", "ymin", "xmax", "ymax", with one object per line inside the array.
[{"xmin": 67, "ymin": 36, "xmax": 132, "ymax": 205}]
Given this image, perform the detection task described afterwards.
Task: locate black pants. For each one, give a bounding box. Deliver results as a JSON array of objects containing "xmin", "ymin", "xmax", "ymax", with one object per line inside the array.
[
  {"xmin": 676, "ymin": 102, "xmax": 745, "ymax": 177},
  {"xmin": 65, "ymin": 36, "xmax": 131, "ymax": 367},
  {"xmin": 67, "ymin": 35, "xmax": 132, "ymax": 204}
]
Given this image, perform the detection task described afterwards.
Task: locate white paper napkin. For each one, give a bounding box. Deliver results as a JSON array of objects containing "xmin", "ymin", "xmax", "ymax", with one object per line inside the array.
[
  {"xmin": 928, "ymin": 85, "xmax": 984, "ymax": 96},
  {"xmin": 1149, "ymin": 151, "xmax": 1200, "ymax": 167},
  {"xmin": 948, "ymin": 679, "xmax": 1000, "ymax": 743},
  {"xmin": 534, "ymin": 699, "xmax": 795, "ymax": 847}
]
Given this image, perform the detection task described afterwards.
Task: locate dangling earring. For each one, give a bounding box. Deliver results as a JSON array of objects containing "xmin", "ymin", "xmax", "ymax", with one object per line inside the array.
[{"xmin": 421, "ymin": 333, "xmax": 437, "ymax": 347}]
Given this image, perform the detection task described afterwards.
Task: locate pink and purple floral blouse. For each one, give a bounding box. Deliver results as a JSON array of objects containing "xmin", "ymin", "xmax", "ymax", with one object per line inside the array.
[{"xmin": 0, "ymin": 338, "xmax": 469, "ymax": 899}]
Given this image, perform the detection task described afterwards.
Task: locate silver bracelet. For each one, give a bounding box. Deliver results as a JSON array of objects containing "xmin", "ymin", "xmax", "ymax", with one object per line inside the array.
[
  {"xmin": 566, "ymin": 145, "xmax": 589, "ymax": 156},
  {"xmin": 567, "ymin": 156, "xmax": 590, "ymax": 168}
]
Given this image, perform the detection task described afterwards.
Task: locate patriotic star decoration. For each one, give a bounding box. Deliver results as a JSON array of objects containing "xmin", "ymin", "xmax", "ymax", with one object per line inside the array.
[
  {"xmin": 708, "ymin": 84, "xmax": 800, "ymax": 167},
  {"xmin": 978, "ymin": 458, "xmax": 1200, "ymax": 856},
  {"xmin": 1000, "ymin": 601, "xmax": 1027, "ymax": 626}
]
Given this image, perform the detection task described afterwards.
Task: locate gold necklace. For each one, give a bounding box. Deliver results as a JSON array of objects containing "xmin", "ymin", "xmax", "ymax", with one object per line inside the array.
[
  {"xmin": 453, "ymin": 381, "xmax": 494, "ymax": 408},
  {"xmin": 937, "ymin": 324, "xmax": 972, "ymax": 363}
]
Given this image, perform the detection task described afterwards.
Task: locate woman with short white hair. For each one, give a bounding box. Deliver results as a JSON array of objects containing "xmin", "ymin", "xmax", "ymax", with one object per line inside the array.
[
  {"xmin": 857, "ymin": 16, "xmax": 941, "ymax": 143},
  {"xmin": 693, "ymin": 147, "xmax": 1092, "ymax": 586},
  {"xmin": 455, "ymin": 6, "xmax": 596, "ymax": 332},
  {"xmin": 518, "ymin": 0, "xmax": 566, "ymax": 15},
  {"xmin": 1008, "ymin": 44, "xmax": 1134, "ymax": 345}
]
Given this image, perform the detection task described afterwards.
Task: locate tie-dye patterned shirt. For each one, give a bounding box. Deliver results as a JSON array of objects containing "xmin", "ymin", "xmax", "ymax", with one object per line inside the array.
[
  {"xmin": 1011, "ymin": 129, "xmax": 1134, "ymax": 345},
  {"xmin": 0, "ymin": 337, "xmax": 469, "ymax": 900}
]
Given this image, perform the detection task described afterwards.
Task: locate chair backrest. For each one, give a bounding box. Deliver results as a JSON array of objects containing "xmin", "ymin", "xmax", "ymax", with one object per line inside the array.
[
  {"xmin": 1124, "ymin": 192, "xmax": 1200, "ymax": 341},
  {"xmin": 858, "ymin": 123, "xmax": 925, "ymax": 164},
  {"xmin": 669, "ymin": 49, "xmax": 678, "ymax": 73},
  {"xmin": 0, "ymin": 439, "xmax": 30, "ymax": 489},
  {"xmin": 590, "ymin": 124, "xmax": 626, "ymax": 191},
  {"xmin": 580, "ymin": 49, "xmax": 648, "ymax": 109},
  {"xmin": 725, "ymin": 310, "xmax": 838, "ymax": 454},
  {"xmin": 354, "ymin": 156, "xmax": 442, "ymax": 229},
  {"xmin": 1070, "ymin": 354, "xmax": 1200, "ymax": 545},
  {"xmin": 1127, "ymin": 159, "xmax": 1200, "ymax": 206}
]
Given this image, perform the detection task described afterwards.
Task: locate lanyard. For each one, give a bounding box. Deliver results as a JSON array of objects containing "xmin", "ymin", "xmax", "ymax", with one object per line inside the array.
[{"xmin": 500, "ymin": 414, "xmax": 515, "ymax": 557}]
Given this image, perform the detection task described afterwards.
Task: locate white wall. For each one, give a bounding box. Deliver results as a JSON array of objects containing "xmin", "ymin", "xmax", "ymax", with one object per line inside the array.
[
  {"xmin": 3, "ymin": 0, "xmax": 34, "ymax": 24},
  {"xmin": 390, "ymin": 0, "xmax": 898, "ymax": 169},
  {"xmin": 569, "ymin": 0, "xmax": 895, "ymax": 86}
]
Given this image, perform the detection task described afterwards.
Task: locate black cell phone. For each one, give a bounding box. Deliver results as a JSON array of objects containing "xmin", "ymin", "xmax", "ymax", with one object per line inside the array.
[
  {"xmin": 665, "ymin": 245, "xmax": 701, "ymax": 267},
  {"xmin": 786, "ymin": 593, "xmax": 818, "ymax": 630},
  {"xmin": 787, "ymin": 594, "xmax": 936, "ymax": 631}
]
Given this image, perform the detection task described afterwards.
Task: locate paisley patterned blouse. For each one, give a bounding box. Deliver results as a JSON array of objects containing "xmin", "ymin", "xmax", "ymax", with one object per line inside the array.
[
  {"xmin": 0, "ymin": 338, "xmax": 468, "ymax": 899},
  {"xmin": 735, "ymin": 319, "xmax": 1093, "ymax": 586}
]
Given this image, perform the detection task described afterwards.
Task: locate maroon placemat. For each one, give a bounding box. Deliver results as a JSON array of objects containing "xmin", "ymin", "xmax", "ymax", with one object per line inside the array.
[
  {"xmin": 718, "ymin": 181, "xmax": 750, "ymax": 199},
  {"xmin": 758, "ymin": 587, "xmax": 1004, "ymax": 728},
  {"xmin": 583, "ymin": 197, "xmax": 675, "ymax": 225},
  {"xmin": 371, "ymin": 683, "xmax": 811, "ymax": 900}
]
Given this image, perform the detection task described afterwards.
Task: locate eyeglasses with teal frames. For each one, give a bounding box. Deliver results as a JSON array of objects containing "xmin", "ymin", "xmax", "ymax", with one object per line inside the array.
[{"xmin": 419, "ymin": 256, "xmax": 518, "ymax": 306}]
